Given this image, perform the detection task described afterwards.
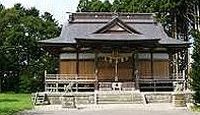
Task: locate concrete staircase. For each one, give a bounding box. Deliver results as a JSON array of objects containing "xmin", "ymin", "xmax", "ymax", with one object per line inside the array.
[
  {"xmin": 144, "ymin": 93, "xmax": 172, "ymax": 103},
  {"xmin": 32, "ymin": 93, "xmax": 49, "ymax": 105},
  {"xmin": 97, "ymin": 91, "xmax": 144, "ymax": 104}
]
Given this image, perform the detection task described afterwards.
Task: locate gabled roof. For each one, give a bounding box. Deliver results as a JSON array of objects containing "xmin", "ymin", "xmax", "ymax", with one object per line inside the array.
[
  {"xmin": 39, "ymin": 12, "xmax": 190, "ymax": 48},
  {"xmin": 94, "ymin": 17, "xmax": 141, "ymax": 34}
]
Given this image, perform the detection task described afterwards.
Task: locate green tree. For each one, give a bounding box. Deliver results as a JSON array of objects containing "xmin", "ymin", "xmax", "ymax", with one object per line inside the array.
[
  {"xmin": 0, "ymin": 3, "xmax": 61, "ymax": 92},
  {"xmin": 191, "ymin": 30, "xmax": 200, "ymax": 104},
  {"xmin": 77, "ymin": 0, "xmax": 91, "ymax": 12},
  {"xmin": 101, "ymin": 0, "xmax": 112, "ymax": 12},
  {"xmin": 111, "ymin": 0, "xmax": 120, "ymax": 12}
]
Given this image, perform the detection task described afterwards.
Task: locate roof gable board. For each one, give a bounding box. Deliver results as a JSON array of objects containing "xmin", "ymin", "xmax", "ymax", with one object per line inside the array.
[{"xmin": 94, "ymin": 17, "xmax": 141, "ymax": 34}]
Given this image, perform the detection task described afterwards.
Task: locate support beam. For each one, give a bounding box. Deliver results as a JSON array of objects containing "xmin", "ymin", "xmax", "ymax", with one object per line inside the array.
[
  {"xmin": 150, "ymin": 50, "xmax": 155, "ymax": 92},
  {"xmin": 168, "ymin": 52, "xmax": 173, "ymax": 78},
  {"xmin": 76, "ymin": 46, "xmax": 79, "ymax": 92},
  {"xmin": 150, "ymin": 51, "xmax": 154, "ymax": 78},
  {"xmin": 134, "ymin": 50, "xmax": 139, "ymax": 90},
  {"xmin": 94, "ymin": 49, "xmax": 99, "ymax": 90},
  {"xmin": 132, "ymin": 51, "xmax": 135, "ymax": 81}
]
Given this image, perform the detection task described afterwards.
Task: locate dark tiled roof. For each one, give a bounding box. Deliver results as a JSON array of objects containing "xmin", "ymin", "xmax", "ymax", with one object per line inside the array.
[
  {"xmin": 39, "ymin": 12, "xmax": 190, "ymax": 46},
  {"xmin": 76, "ymin": 33, "xmax": 156, "ymax": 41}
]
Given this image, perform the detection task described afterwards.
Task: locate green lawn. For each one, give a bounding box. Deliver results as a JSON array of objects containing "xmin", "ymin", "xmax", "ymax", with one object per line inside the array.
[{"xmin": 0, "ymin": 93, "xmax": 33, "ymax": 115}]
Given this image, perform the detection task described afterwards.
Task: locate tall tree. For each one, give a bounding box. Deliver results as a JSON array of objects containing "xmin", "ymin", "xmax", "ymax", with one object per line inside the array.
[
  {"xmin": 77, "ymin": 0, "xmax": 91, "ymax": 12},
  {"xmin": 190, "ymin": 0, "xmax": 200, "ymax": 104},
  {"xmin": 101, "ymin": 0, "xmax": 112, "ymax": 12},
  {"xmin": 191, "ymin": 30, "xmax": 200, "ymax": 104},
  {"xmin": 0, "ymin": 4, "xmax": 61, "ymax": 92}
]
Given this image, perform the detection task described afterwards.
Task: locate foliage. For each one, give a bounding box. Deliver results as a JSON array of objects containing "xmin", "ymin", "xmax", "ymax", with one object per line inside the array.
[
  {"xmin": 0, "ymin": 3, "xmax": 61, "ymax": 92},
  {"xmin": 77, "ymin": 0, "xmax": 112, "ymax": 12},
  {"xmin": 191, "ymin": 30, "xmax": 200, "ymax": 104},
  {"xmin": 0, "ymin": 93, "xmax": 33, "ymax": 115}
]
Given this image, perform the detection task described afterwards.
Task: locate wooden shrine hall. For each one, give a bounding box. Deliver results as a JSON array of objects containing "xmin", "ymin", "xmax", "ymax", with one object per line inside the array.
[{"xmin": 39, "ymin": 12, "xmax": 190, "ymax": 92}]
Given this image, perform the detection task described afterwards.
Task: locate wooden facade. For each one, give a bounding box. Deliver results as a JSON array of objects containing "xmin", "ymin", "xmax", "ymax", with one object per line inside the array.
[
  {"xmin": 59, "ymin": 51, "xmax": 170, "ymax": 80},
  {"xmin": 40, "ymin": 12, "xmax": 190, "ymax": 92},
  {"xmin": 59, "ymin": 58, "xmax": 169, "ymax": 80}
]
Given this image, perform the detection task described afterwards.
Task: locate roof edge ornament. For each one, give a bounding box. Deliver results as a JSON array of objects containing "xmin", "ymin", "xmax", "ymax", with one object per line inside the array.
[{"xmin": 112, "ymin": 12, "xmax": 119, "ymax": 18}]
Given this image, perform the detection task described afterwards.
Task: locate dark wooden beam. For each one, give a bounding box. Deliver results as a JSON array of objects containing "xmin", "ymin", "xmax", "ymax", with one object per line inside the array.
[
  {"xmin": 76, "ymin": 45, "xmax": 79, "ymax": 92},
  {"xmin": 134, "ymin": 50, "xmax": 139, "ymax": 90},
  {"xmin": 150, "ymin": 51, "xmax": 154, "ymax": 78},
  {"xmin": 168, "ymin": 52, "xmax": 173, "ymax": 78},
  {"xmin": 150, "ymin": 50, "xmax": 156, "ymax": 91},
  {"xmin": 94, "ymin": 49, "xmax": 99, "ymax": 90}
]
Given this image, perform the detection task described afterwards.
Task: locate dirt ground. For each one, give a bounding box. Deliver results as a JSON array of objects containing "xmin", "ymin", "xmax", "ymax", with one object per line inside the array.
[{"xmin": 20, "ymin": 104, "xmax": 199, "ymax": 115}]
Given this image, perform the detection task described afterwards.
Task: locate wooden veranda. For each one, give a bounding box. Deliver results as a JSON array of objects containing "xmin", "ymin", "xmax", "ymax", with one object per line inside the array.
[{"xmin": 40, "ymin": 12, "xmax": 190, "ymax": 92}]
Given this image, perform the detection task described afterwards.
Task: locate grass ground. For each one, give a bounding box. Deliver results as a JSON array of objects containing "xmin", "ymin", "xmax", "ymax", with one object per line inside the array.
[{"xmin": 0, "ymin": 93, "xmax": 33, "ymax": 115}]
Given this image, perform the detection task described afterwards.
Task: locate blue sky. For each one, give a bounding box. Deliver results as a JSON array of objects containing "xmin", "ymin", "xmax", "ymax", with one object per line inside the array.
[{"xmin": 0, "ymin": 0, "xmax": 80, "ymax": 24}]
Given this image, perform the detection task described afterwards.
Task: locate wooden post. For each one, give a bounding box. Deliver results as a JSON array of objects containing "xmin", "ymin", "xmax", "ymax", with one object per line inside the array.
[
  {"xmin": 113, "ymin": 49, "xmax": 119, "ymax": 82},
  {"xmin": 94, "ymin": 49, "xmax": 99, "ymax": 91},
  {"xmin": 168, "ymin": 52, "xmax": 173, "ymax": 78},
  {"xmin": 150, "ymin": 51, "xmax": 154, "ymax": 78},
  {"xmin": 132, "ymin": 51, "xmax": 135, "ymax": 81},
  {"xmin": 134, "ymin": 50, "xmax": 139, "ymax": 90},
  {"xmin": 115, "ymin": 59, "xmax": 118, "ymax": 81},
  {"xmin": 76, "ymin": 46, "xmax": 79, "ymax": 92},
  {"xmin": 150, "ymin": 50, "xmax": 155, "ymax": 92}
]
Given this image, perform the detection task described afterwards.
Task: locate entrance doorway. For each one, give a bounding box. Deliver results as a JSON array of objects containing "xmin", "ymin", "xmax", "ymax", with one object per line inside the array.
[{"xmin": 97, "ymin": 50, "xmax": 133, "ymax": 82}]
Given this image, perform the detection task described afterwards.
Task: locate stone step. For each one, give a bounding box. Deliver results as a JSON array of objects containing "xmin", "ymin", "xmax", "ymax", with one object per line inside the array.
[
  {"xmin": 97, "ymin": 93, "xmax": 143, "ymax": 104},
  {"xmin": 145, "ymin": 94, "xmax": 172, "ymax": 103},
  {"xmin": 32, "ymin": 93, "xmax": 49, "ymax": 105}
]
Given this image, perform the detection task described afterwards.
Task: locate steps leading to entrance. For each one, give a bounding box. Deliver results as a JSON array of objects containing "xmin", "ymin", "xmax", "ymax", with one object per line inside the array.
[
  {"xmin": 144, "ymin": 93, "xmax": 172, "ymax": 103},
  {"xmin": 32, "ymin": 93, "xmax": 49, "ymax": 105},
  {"xmin": 97, "ymin": 91, "xmax": 143, "ymax": 104}
]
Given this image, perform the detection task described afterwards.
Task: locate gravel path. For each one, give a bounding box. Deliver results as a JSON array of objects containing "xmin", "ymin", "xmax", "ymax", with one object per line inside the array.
[{"xmin": 19, "ymin": 104, "xmax": 198, "ymax": 115}]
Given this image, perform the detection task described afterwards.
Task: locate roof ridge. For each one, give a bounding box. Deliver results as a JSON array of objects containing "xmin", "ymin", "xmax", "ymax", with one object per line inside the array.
[{"xmin": 69, "ymin": 12, "xmax": 155, "ymax": 23}]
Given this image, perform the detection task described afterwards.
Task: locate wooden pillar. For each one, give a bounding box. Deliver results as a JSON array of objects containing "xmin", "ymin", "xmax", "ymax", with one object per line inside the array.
[
  {"xmin": 76, "ymin": 46, "xmax": 79, "ymax": 92},
  {"xmin": 134, "ymin": 50, "xmax": 139, "ymax": 90},
  {"xmin": 150, "ymin": 50, "xmax": 155, "ymax": 92},
  {"xmin": 168, "ymin": 52, "xmax": 173, "ymax": 78},
  {"xmin": 114, "ymin": 49, "xmax": 119, "ymax": 82},
  {"xmin": 94, "ymin": 49, "xmax": 99, "ymax": 91},
  {"xmin": 114, "ymin": 59, "xmax": 118, "ymax": 81},
  {"xmin": 150, "ymin": 51, "xmax": 154, "ymax": 78},
  {"xmin": 132, "ymin": 51, "xmax": 135, "ymax": 81}
]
